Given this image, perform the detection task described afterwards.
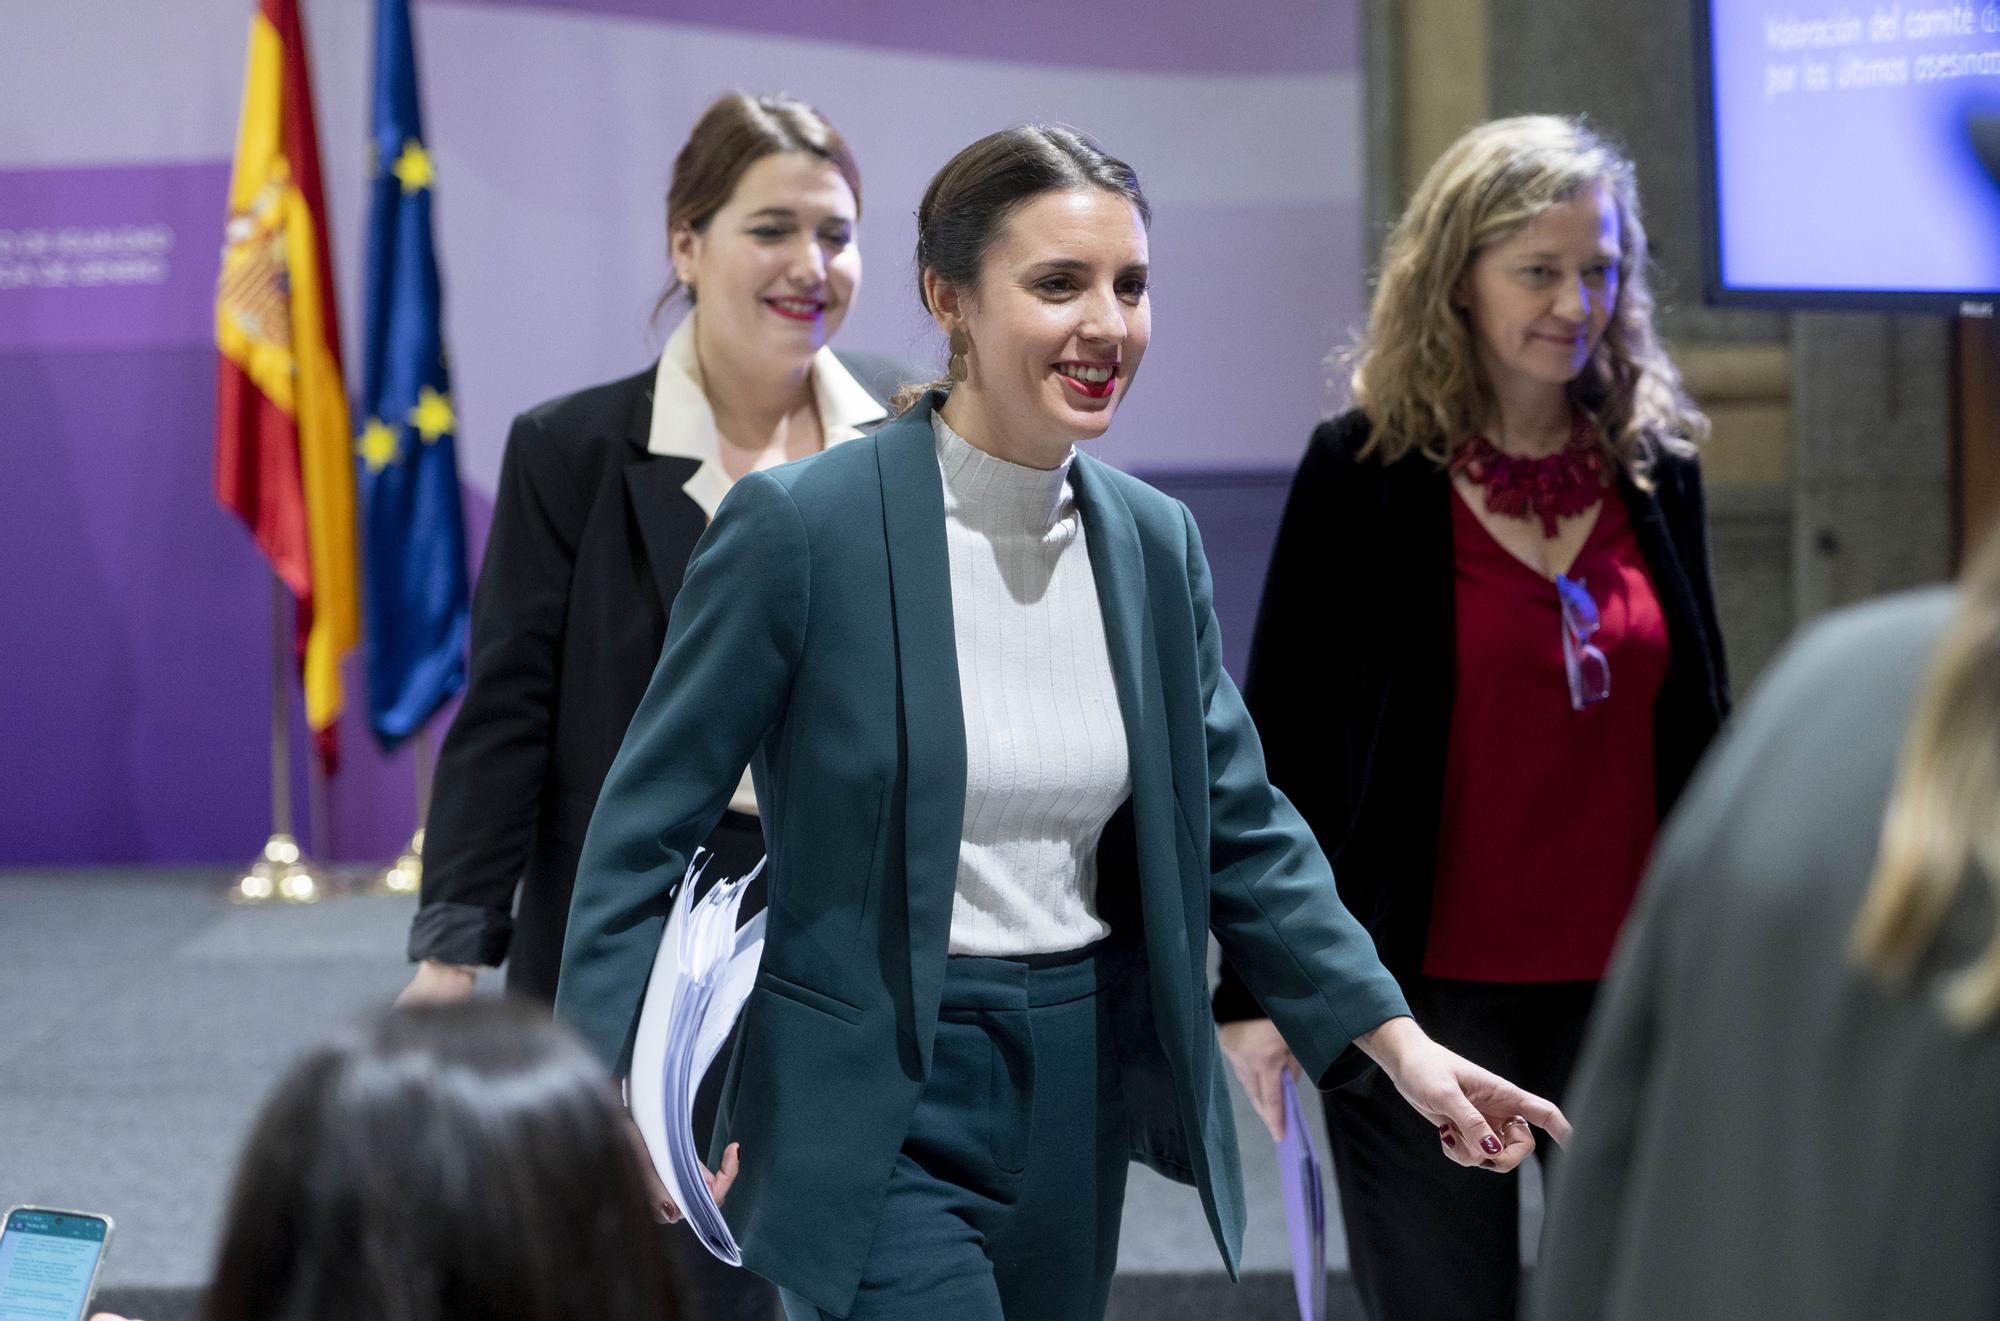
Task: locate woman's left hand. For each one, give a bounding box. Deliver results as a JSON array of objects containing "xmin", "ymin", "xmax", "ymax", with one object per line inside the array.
[
  {"xmin": 622, "ymin": 1110, "xmax": 740, "ymax": 1223},
  {"xmin": 1356, "ymin": 1015, "xmax": 1571, "ymax": 1173}
]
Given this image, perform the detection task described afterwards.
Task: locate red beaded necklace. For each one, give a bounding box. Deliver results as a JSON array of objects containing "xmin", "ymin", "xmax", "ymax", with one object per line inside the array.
[{"xmin": 1450, "ymin": 413, "xmax": 1608, "ymax": 537}]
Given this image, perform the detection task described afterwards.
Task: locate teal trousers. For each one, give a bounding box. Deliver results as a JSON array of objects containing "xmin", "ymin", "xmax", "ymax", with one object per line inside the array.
[{"xmin": 779, "ymin": 942, "xmax": 1134, "ymax": 1321}]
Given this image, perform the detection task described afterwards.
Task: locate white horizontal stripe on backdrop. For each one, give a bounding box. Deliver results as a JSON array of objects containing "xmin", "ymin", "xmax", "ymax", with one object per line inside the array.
[{"xmin": 3, "ymin": 0, "xmax": 1365, "ymax": 483}]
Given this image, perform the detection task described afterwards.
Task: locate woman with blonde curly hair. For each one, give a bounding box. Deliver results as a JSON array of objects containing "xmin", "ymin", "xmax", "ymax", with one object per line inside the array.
[{"xmin": 1212, "ymin": 115, "xmax": 1730, "ymax": 1320}]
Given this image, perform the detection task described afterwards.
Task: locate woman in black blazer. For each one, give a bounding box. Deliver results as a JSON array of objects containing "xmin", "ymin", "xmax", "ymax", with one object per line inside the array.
[
  {"xmin": 1214, "ymin": 116, "xmax": 1730, "ymax": 1321},
  {"xmin": 395, "ymin": 91, "xmax": 900, "ymax": 1320}
]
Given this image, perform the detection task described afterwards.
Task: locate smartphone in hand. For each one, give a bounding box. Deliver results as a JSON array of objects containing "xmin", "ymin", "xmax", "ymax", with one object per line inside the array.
[{"xmin": 0, "ymin": 1206, "xmax": 114, "ymax": 1321}]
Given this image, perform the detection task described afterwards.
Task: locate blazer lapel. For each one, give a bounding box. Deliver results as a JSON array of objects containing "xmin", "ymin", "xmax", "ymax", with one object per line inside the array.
[
  {"xmin": 1070, "ymin": 456, "xmax": 1147, "ymax": 765},
  {"xmin": 1617, "ymin": 471, "xmax": 1708, "ymax": 679},
  {"xmin": 1070, "ymin": 456, "xmax": 1198, "ymax": 1008},
  {"xmin": 625, "ymin": 459, "xmax": 706, "ymax": 615},
  {"xmin": 1409, "ymin": 461, "xmax": 1458, "ymax": 709},
  {"xmin": 620, "ymin": 383, "xmax": 708, "ymax": 617},
  {"xmin": 874, "ymin": 398, "xmax": 967, "ymax": 1071}
]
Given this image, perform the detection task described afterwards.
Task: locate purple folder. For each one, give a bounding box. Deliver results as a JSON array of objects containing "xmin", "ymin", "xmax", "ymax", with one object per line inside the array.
[{"xmin": 1277, "ymin": 1070, "xmax": 1327, "ymax": 1321}]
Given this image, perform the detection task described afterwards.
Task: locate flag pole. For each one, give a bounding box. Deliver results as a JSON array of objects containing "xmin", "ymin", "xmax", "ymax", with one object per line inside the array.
[
  {"xmin": 379, "ymin": 727, "xmax": 430, "ymax": 894},
  {"xmin": 234, "ymin": 575, "xmax": 326, "ymax": 903},
  {"xmin": 308, "ymin": 748, "xmax": 334, "ymax": 886},
  {"xmin": 269, "ymin": 575, "xmax": 291, "ymax": 842},
  {"xmin": 362, "ymin": 0, "xmax": 468, "ymax": 898}
]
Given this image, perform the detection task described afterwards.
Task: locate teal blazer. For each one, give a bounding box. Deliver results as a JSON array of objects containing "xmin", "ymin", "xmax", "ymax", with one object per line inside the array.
[{"xmin": 555, "ymin": 394, "xmax": 1409, "ymax": 1314}]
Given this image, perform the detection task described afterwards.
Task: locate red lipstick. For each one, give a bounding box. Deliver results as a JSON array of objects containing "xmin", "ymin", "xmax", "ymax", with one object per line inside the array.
[
  {"xmin": 1054, "ymin": 362, "xmax": 1117, "ymax": 399},
  {"xmin": 766, "ymin": 297, "xmax": 823, "ymax": 322}
]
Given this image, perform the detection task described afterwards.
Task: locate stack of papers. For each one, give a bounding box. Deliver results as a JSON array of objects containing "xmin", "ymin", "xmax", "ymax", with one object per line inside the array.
[
  {"xmin": 1277, "ymin": 1070, "xmax": 1327, "ymax": 1321},
  {"xmin": 627, "ymin": 850, "xmax": 768, "ymax": 1265}
]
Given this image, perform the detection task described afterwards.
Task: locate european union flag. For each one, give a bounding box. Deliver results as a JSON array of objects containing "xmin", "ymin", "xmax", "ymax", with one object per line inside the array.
[{"xmin": 355, "ymin": 0, "xmax": 469, "ymax": 749}]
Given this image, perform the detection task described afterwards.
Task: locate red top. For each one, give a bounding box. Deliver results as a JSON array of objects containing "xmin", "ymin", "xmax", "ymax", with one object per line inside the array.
[{"xmin": 1421, "ymin": 488, "xmax": 1670, "ymax": 983}]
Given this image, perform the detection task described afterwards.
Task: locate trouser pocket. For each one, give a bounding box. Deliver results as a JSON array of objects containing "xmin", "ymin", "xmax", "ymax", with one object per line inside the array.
[
  {"xmin": 982, "ymin": 1007, "xmax": 1034, "ymax": 1175},
  {"xmin": 928, "ymin": 1007, "xmax": 1037, "ymax": 1180}
]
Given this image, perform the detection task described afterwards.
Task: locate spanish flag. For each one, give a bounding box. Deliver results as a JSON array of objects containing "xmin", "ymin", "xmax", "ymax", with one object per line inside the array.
[{"xmin": 214, "ymin": 0, "xmax": 358, "ymax": 771}]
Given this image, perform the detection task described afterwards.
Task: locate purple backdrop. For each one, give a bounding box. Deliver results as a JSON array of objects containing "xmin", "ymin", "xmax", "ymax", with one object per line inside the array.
[
  {"xmin": 0, "ymin": 0, "xmax": 1358, "ymax": 865},
  {"xmin": 449, "ymin": 0, "xmax": 1359, "ymax": 71}
]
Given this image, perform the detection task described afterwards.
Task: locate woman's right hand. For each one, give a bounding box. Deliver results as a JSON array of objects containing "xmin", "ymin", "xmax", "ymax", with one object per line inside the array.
[
  {"xmin": 394, "ymin": 960, "xmax": 479, "ymax": 1006},
  {"xmin": 1218, "ymin": 1018, "xmax": 1302, "ymax": 1141}
]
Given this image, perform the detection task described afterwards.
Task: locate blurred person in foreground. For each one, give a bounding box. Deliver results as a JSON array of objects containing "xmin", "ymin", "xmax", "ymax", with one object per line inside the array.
[
  {"xmin": 93, "ymin": 999, "xmax": 673, "ymax": 1321},
  {"xmin": 1533, "ymin": 534, "xmax": 2000, "ymax": 1320}
]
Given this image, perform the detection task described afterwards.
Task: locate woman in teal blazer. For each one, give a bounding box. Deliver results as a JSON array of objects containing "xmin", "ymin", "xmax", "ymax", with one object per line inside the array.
[{"xmin": 556, "ymin": 125, "xmax": 1567, "ymax": 1321}]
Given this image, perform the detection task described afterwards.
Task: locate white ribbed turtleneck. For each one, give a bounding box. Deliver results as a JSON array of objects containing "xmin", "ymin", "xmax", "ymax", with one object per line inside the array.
[{"xmin": 932, "ymin": 411, "xmax": 1131, "ymax": 956}]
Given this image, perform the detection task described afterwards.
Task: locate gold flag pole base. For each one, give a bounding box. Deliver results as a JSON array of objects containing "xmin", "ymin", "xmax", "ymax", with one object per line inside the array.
[
  {"xmin": 375, "ymin": 727, "xmax": 434, "ymax": 895},
  {"xmin": 233, "ymin": 831, "xmax": 328, "ymax": 904},
  {"xmin": 376, "ymin": 827, "xmax": 424, "ymax": 894}
]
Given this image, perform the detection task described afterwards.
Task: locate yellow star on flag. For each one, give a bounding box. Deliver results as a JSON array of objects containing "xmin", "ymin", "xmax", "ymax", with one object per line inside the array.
[
  {"xmin": 391, "ymin": 138, "xmax": 435, "ymax": 194},
  {"xmin": 357, "ymin": 418, "xmax": 401, "ymax": 472},
  {"xmin": 408, "ymin": 386, "xmax": 455, "ymax": 443}
]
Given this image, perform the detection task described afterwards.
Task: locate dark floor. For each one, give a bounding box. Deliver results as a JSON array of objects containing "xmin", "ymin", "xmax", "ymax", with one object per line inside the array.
[
  {"xmin": 0, "ymin": 867, "xmax": 1539, "ymax": 1320},
  {"xmin": 90, "ymin": 1273, "xmax": 1372, "ymax": 1321}
]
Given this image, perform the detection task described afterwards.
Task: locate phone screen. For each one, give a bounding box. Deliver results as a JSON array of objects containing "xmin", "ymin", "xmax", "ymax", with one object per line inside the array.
[{"xmin": 0, "ymin": 1208, "xmax": 110, "ymax": 1321}]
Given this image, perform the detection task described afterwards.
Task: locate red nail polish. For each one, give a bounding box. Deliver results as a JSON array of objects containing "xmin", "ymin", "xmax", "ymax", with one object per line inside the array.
[
  {"xmin": 1441, "ymin": 1133, "xmax": 1456, "ymax": 1148},
  {"xmin": 1480, "ymin": 1135, "xmax": 1502, "ymax": 1155},
  {"xmin": 1437, "ymin": 1123, "xmax": 1452, "ymax": 1135}
]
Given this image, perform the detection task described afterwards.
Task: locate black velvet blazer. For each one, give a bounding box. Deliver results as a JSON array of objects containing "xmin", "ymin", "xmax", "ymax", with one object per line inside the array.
[
  {"xmin": 407, "ymin": 352, "xmax": 910, "ymax": 1001},
  {"xmin": 1214, "ymin": 409, "xmax": 1731, "ymax": 1022}
]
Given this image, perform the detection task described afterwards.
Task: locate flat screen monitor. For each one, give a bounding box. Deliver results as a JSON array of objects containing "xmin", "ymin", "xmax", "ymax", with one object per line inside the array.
[{"xmin": 1696, "ymin": 0, "xmax": 2000, "ymax": 315}]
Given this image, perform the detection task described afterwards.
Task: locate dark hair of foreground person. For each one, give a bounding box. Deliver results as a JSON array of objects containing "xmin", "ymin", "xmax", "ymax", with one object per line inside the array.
[{"xmin": 202, "ymin": 1000, "xmax": 672, "ymax": 1321}]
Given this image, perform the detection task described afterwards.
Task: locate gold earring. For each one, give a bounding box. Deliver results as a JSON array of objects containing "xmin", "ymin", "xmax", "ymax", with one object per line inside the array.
[{"xmin": 948, "ymin": 327, "xmax": 971, "ymax": 383}]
